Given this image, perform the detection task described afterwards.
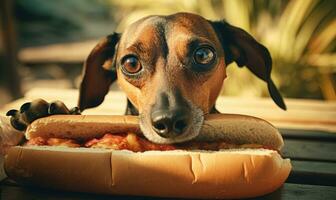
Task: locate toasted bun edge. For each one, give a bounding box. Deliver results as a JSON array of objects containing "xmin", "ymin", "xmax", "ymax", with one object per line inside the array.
[{"xmin": 5, "ymin": 146, "xmax": 291, "ymax": 199}]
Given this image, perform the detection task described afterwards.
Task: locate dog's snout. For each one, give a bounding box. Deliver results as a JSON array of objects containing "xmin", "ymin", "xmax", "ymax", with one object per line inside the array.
[
  {"xmin": 151, "ymin": 109, "xmax": 190, "ymax": 138},
  {"xmin": 150, "ymin": 91, "xmax": 191, "ymax": 138}
]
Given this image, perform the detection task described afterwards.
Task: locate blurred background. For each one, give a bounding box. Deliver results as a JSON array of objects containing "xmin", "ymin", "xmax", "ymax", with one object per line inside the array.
[{"xmin": 0, "ymin": 0, "xmax": 335, "ymax": 107}]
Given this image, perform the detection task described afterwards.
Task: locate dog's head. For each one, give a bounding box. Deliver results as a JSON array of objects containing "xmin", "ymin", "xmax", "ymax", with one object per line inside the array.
[{"xmin": 79, "ymin": 12, "xmax": 285, "ymax": 144}]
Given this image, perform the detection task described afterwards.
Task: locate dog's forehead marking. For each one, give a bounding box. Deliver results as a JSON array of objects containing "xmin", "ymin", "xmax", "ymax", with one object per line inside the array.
[
  {"xmin": 122, "ymin": 16, "xmax": 167, "ymax": 45},
  {"xmin": 119, "ymin": 16, "xmax": 168, "ymax": 59},
  {"xmin": 166, "ymin": 13, "xmax": 216, "ymax": 37},
  {"xmin": 120, "ymin": 13, "xmax": 218, "ymax": 54}
]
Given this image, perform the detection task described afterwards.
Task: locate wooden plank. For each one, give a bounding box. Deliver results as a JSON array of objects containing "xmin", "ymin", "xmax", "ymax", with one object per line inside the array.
[
  {"xmin": 282, "ymin": 139, "xmax": 336, "ymax": 162},
  {"xmin": 281, "ymin": 129, "xmax": 336, "ymax": 141},
  {"xmin": 253, "ymin": 183, "xmax": 336, "ymax": 200},
  {"xmin": 291, "ymin": 160, "xmax": 336, "ymax": 174},
  {"xmin": 216, "ymin": 96, "xmax": 336, "ymax": 132},
  {"xmin": 1, "ymin": 183, "xmax": 335, "ymax": 200},
  {"xmin": 288, "ymin": 160, "xmax": 336, "ymax": 186},
  {"xmin": 0, "ymin": 185, "xmax": 159, "ymax": 200}
]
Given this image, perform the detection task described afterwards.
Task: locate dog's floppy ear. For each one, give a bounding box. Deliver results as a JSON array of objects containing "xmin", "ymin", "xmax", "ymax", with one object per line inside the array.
[
  {"xmin": 211, "ymin": 20, "xmax": 286, "ymax": 110},
  {"xmin": 78, "ymin": 33, "xmax": 120, "ymax": 111}
]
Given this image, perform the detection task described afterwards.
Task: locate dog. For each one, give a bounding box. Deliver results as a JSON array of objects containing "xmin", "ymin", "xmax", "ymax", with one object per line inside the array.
[{"xmin": 7, "ymin": 12, "xmax": 286, "ymax": 144}]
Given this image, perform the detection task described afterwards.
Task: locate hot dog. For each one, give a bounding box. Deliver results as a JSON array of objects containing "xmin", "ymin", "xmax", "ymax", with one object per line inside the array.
[{"xmin": 4, "ymin": 114, "xmax": 291, "ymax": 199}]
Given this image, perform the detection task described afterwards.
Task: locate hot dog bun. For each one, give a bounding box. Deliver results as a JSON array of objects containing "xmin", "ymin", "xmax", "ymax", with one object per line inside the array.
[
  {"xmin": 26, "ymin": 114, "xmax": 283, "ymax": 150},
  {"xmin": 25, "ymin": 115, "xmax": 141, "ymax": 140},
  {"xmin": 5, "ymin": 114, "xmax": 291, "ymax": 199},
  {"xmin": 5, "ymin": 146, "xmax": 291, "ymax": 199}
]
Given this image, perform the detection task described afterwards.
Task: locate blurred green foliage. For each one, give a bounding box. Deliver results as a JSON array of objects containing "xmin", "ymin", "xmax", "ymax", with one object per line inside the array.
[{"xmin": 106, "ymin": 0, "xmax": 336, "ymax": 100}]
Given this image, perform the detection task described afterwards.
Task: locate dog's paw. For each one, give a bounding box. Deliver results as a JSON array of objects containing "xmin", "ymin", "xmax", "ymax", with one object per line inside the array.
[{"xmin": 6, "ymin": 99, "xmax": 80, "ymax": 131}]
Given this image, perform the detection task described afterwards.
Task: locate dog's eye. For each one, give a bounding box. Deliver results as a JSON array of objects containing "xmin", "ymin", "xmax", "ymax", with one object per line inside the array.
[
  {"xmin": 193, "ymin": 47, "xmax": 215, "ymax": 65},
  {"xmin": 121, "ymin": 56, "xmax": 142, "ymax": 74}
]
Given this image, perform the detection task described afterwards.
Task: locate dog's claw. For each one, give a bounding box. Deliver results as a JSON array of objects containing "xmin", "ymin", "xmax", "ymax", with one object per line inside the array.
[
  {"xmin": 6, "ymin": 109, "xmax": 27, "ymax": 131},
  {"xmin": 22, "ymin": 99, "xmax": 49, "ymax": 123},
  {"xmin": 20, "ymin": 102, "xmax": 31, "ymax": 113},
  {"xmin": 9, "ymin": 116, "xmax": 27, "ymax": 131},
  {"xmin": 70, "ymin": 107, "xmax": 81, "ymax": 115},
  {"xmin": 48, "ymin": 101, "xmax": 70, "ymax": 115},
  {"xmin": 6, "ymin": 109, "xmax": 18, "ymax": 117}
]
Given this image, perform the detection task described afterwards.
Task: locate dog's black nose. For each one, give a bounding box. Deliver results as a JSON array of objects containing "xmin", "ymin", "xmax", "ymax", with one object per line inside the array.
[{"xmin": 151, "ymin": 109, "xmax": 190, "ymax": 138}]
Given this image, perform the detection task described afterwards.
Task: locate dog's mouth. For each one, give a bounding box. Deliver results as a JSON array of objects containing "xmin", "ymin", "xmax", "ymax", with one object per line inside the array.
[{"xmin": 139, "ymin": 102, "xmax": 204, "ymax": 144}]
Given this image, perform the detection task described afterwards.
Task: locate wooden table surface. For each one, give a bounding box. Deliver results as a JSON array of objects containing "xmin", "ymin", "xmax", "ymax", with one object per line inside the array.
[{"xmin": 1, "ymin": 88, "xmax": 336, "ymax": 200}]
